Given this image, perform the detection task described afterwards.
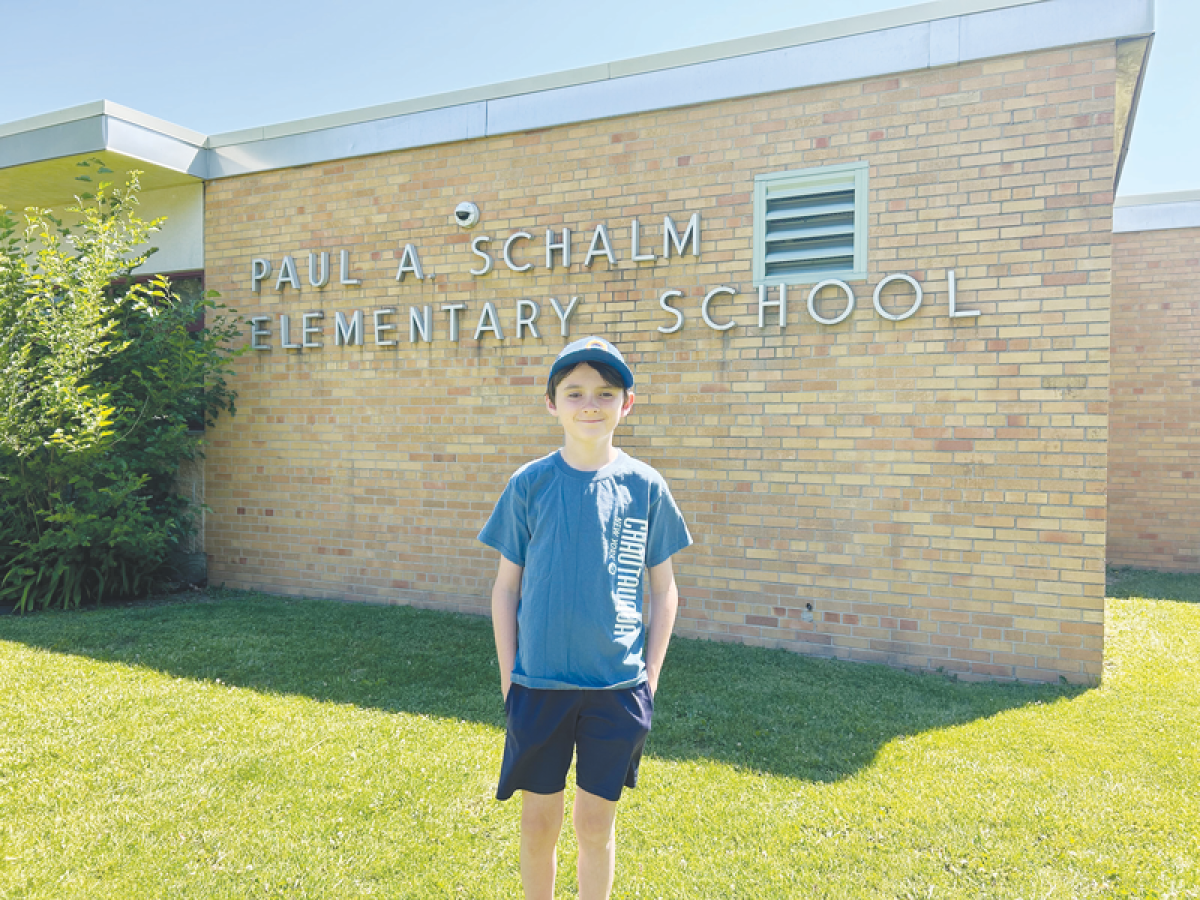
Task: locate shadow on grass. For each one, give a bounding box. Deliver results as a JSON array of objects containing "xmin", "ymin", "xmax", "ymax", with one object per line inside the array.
[
  {"xmin": 0, "ymin": 590, "xmax": 1086, "ymax": 783},
  {"xmin": 1106, "ymin": 566, "xmax": 1200, "ymax": 604}
]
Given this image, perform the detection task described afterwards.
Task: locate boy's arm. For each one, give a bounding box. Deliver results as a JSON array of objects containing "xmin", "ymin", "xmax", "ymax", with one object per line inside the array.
[
  {"xmin": 491, "ymin": 556, "xmax": 524, "ymax": 702},
  {"xmin": 645, "ymin": 558, "xmax": 680, "ymax": 698}
]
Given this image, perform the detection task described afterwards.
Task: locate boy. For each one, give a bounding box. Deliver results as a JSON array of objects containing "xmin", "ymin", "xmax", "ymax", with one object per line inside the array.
[{"xmin": 479, "ymin": 336, "xmax": 692, "ymax": 900}]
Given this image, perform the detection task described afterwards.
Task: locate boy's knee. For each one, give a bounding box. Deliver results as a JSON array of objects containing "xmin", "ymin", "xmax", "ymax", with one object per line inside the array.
[
  {"xmin": 573, "ymin": 791, "xmax": 617, "ymax": 847},
  {"xmin": 521, "ymin": 791, "xmax": 565, "ymax": 842},
  {"xmin": 574, "ymin": 814, "xmax": 615, "ymax": 850}
]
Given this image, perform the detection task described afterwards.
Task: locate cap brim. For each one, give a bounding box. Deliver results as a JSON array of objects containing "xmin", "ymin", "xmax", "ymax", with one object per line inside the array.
[{"xmin": 548, "ymin": 349, "xmax": 634, "ymax": 390}]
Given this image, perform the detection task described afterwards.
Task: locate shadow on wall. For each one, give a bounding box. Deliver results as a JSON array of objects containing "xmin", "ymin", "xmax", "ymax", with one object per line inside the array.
[{"xmin": 0, "ymin": 591, "xmax": 1087, "ymax": 783}]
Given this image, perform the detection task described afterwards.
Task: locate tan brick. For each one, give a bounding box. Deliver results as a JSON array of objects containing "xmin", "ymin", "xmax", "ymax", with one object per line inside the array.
[{"xmin": 199, "ymin": 44, "xmax": 1119, "ymax": 684}]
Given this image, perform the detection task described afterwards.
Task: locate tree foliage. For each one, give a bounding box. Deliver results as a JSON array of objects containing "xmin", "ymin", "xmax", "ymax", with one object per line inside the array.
[{"xmin": 0, "ymin": 162, "xmax": 239, "ymax": 611}]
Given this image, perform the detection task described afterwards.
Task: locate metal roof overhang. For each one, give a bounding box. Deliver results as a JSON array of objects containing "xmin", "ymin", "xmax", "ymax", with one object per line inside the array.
[
  {"xmin": 0, "ymin": 102, "xmax": 206, "ymax": 211},
  {"xmin": 0, "ymin": 0, "xmax": 1156, "ymax": 212}
]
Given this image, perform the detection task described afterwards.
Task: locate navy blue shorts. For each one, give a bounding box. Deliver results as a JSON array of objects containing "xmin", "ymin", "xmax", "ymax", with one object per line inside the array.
[{"xmin": 497, "ymin": 683, "xmax": 654, "ymax": 803}]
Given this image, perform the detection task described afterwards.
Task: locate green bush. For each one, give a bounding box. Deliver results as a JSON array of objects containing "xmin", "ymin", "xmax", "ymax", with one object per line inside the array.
[{"xmin": 0, "ymin": 161, "xmax": 239, "ymax": 611}]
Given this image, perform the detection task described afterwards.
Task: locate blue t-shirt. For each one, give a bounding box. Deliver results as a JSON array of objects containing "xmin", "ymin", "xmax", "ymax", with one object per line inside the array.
[{"xmin": 479, "ymin": 450, "xmax": 692, "ymax": 690}]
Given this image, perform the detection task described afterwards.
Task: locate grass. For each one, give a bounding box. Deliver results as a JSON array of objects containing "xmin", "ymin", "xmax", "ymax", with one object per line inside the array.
[{"xmin": 0, "ymin": 572, "xmax": 1196, "ymax": 899}]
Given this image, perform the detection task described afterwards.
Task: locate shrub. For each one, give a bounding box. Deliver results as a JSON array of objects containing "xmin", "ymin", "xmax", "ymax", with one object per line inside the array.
[{"xmin": 0, "ymin": 161, "xmax": 239, "ymax": 611}]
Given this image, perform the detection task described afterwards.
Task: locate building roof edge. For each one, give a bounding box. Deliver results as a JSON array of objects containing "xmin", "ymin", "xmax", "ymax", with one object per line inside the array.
[
  {"xmin": 1, "ymin": 0, "xmax": 1157, "ymax": 183},
  {"xmin": 1114, "ymin": 194, "xmax": 1200, "ymax": 233}
]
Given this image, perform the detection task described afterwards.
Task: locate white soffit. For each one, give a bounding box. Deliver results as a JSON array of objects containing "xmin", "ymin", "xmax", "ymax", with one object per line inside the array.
[
  {"xmin": 1114, "ymin": 192, "xmax": 1200, "ymax": 233},
  {"xmin": 0, "ymin": 101, "xmax": 207, "ymax": 210}
]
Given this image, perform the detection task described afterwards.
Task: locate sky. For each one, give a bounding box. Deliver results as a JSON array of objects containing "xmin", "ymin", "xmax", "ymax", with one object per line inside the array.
[{"xmin": 1, "ymin": 0, "xmax": 1193, "ymax": 198}]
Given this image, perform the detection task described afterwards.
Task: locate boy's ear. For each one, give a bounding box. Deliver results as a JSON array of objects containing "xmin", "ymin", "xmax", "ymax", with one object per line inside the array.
[
  {"xmin": 545, "ymin": 395, "xmax": 557, "ymax": 414},
  {"xmin": 619, "ymin": 390, "xmax": 635, "ymax": 417}
]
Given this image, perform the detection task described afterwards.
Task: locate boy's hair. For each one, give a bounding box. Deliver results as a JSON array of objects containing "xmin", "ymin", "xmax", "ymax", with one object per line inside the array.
[{"xmin": 546, "ymin": 360, "xmax": 627, "ymax": 402}]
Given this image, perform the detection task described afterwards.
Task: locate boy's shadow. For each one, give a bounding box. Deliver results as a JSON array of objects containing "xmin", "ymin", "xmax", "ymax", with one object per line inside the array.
[{"xmin": 0, "ymin": 594, "xmax": 1087, "ymax": 782}]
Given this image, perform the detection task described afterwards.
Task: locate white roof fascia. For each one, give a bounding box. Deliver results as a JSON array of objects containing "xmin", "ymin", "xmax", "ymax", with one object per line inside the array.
[
  {"xmin": 0, "ymin": 101, "xmax": 110, "ymax": 140},
  {"xmin": 606, "ymin": 0, "xmax": 1043, "ymax": 76},
  {"xmin": 207, "ymin": 65, "xmax": 614, "ymax": 147},
  {"xmin": 1114, "ymin": 192, "xmax": 1200, "ymax": 233},
  {"xmin": 0, "ymin": 100, "xmax": 207, "ymax": 177},
  {"xmin": 96, "ymin": 101, "xmax": 207, "ymax": 147},
  {"xmin": 105, "ymin": 116, "xmax": 208, "ymax": 179},
  {"xmin": 484, "ymin": 22, "xmax": 932, "ymax": 138},
  {"xmin": 0, "ymin": 114, "xmax": 108, "ymax": 171},
  {"xmin": 1, "ymin": 0, "xmax": 1155, "ymax": 181},
  {"xmin": 205, "ymin": 0, "xmax": 1034, "ymax": 146},
  {"xmin": 206, "ymin": 0, "xmax": 1153, "ymax": 178},
  {"xmin": 206, "ymin": 103, "xmax": 489, "ymax": 179},
  {"xmin": 958, "ymin": 0, "xmax": 1152, "ymax": 61}
]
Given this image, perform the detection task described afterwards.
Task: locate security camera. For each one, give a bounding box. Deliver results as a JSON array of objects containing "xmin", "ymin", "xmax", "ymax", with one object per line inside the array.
[{"xmin": 454, "ymin": 202, "xmax": 480, "ymax": 228}]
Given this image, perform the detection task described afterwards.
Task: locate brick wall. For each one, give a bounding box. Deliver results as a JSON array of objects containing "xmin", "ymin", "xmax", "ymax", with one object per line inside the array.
[
  {"xmin": 203, "ymin": 42, "xmax": 1118, "ymax": 682},
  {"xmin": 1109, "ymin": 226, "xmax": 1200, "ymax": 571}
]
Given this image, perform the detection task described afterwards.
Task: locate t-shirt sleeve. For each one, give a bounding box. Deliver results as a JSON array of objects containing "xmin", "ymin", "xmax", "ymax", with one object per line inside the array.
[
  {"xmin": 478, "ymin": 474, "xmax": 530, "ymax": 566},
  {"xmin": 645, "ymin": 482, "xmax": 693, "ymax": 568}
]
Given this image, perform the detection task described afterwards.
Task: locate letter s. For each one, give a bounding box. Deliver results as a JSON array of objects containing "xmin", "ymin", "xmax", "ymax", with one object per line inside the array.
[
  {"xmin": 658, "ymin": 289, "xmax": 684, "ymax": 334},
  {"xmin": 470, "ymin": 235, "xmax": 493, "ymax": 276}
]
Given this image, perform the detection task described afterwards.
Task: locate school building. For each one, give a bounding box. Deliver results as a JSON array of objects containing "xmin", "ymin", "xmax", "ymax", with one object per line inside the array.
[{"xmin": 3, "ymin": 0, "xmax": 1193, "ymax": 683}]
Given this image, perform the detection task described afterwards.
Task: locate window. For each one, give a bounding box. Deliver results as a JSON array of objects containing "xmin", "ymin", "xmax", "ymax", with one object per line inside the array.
[{"xmin": 752, "ymin": 161, "xmax": 868, "ymax": 285}]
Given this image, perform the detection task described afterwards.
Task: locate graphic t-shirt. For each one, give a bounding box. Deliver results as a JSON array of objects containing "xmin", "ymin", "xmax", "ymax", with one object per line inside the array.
[{"xmin": 478, "ymin": 450, "xmax": 692, "ymax": 690}]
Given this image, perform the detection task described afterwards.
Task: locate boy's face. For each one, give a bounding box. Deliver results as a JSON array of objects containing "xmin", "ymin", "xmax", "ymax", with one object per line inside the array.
[{"xmin": 546, "ymin": 362, "xmax": 634, "ymax": 445}]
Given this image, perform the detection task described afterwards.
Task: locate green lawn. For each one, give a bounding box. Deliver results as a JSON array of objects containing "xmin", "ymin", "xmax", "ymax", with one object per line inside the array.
[{"xmin": 1, "ymin": 571, "xmax": 1197, "ymax": 898}]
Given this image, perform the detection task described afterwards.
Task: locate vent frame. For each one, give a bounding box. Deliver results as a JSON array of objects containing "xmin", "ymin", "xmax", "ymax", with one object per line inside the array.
[{"xmin": 752, "ymin": 161, "xmax": 869, "ymax": 286}]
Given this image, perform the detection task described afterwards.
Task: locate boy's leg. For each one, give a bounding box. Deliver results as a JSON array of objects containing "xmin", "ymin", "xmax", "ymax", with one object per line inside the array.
[
  {"xmin": 570, "ymin": 683, "xmax": 653, "ymax": 899},
  {"xmin": 520, "ymin": 790, "xmax": 565, "ymax": 900},
  {"xmin": 573, "ymin": 787, "xmax": 618, "ymax": 900}
]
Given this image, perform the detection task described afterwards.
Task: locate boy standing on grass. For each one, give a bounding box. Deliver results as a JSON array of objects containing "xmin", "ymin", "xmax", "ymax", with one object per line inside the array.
[{"xmin": 479, "ymin": 336, "xmax": 692, "ymax": 900}]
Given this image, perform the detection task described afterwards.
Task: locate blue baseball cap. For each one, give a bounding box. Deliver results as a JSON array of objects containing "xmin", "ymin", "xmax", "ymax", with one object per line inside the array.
[{"xmin": 547, "ymin": 336, "xmax": 634, "ymax": 391}]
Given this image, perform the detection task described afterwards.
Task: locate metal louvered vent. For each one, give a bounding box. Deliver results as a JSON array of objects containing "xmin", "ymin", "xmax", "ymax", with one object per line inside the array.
[
  {"xmin": 764, "ymin": 188, "xmax": 856, "ymax": 278},
  {"xmin": 753, "ymin": 162, "xmax": 868, "ymax": 285}
]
